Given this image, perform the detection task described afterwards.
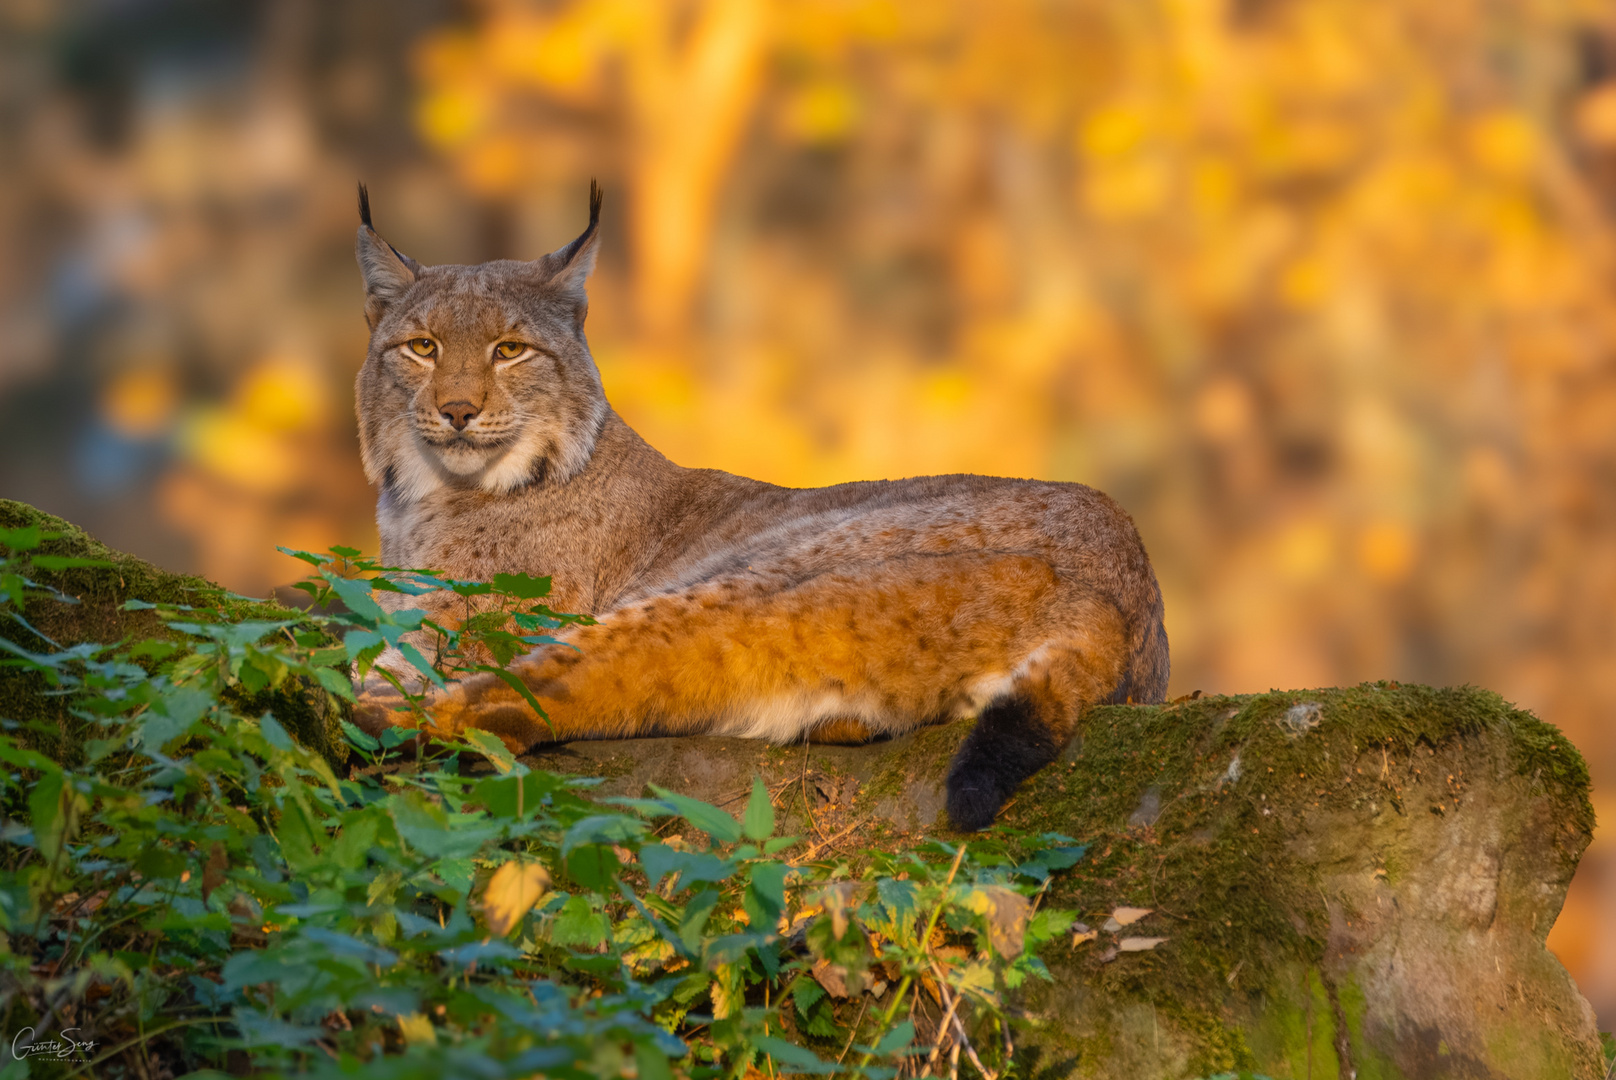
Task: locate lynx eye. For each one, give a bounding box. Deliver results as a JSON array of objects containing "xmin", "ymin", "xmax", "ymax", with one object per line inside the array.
[
  {"xmin": 493, "ymin": 341, "xmax": 528, "ymax": 361},
  {"xmin": 406, "ymin": 338, "xmax": 437, "ymax": 359}
]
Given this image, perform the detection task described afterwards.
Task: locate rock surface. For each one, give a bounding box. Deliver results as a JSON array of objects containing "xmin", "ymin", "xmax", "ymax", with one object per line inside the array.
[
  {"xmin": 1, "ymin": 500, "xmax": 1603, "ymax": 1077},
  {"xmin": 528, "ymin": 687, "xmax": 1603, "ymax": 1079}
]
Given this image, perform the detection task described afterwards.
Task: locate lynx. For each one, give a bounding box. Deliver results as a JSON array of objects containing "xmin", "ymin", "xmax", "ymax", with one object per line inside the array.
[{"xmin": 350, "ymin": 183, "xmax": 1169, "ymax": 830}]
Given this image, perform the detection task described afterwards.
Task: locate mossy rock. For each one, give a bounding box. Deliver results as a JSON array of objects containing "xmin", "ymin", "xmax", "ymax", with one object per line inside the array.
[
  {"xmin": 0, "ymin": 499, "xmax": 347, "ymax": 766},
  {"xmin": 524, "ymin": 685, "xmax": 1602, "ymax": 1079}
]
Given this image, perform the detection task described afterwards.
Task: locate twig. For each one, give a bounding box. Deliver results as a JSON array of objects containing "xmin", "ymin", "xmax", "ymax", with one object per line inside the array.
[
  {"xmin": 923, "ymin": 968, "xmax": 964, "ymax": 1071},
  {"xmin": 949, "ymin": 1041, "xmax": 962, "ymax": 1080},
  {"xmin": 929, "ymin": 961, "xmax": 997, "ymax": 1080},
  {"xmin": 836, "ymin": 996, "xmax": 870, "ymax": 1064},
  {"xmin": 800, "ymin": 817, "xmax": 870, "ymax": 861}
]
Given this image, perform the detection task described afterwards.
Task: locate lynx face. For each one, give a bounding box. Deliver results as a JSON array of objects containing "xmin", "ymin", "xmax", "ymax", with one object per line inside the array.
[{"xmin": 354, "ymin": 184, "xmax": 607, "ymax": 503}]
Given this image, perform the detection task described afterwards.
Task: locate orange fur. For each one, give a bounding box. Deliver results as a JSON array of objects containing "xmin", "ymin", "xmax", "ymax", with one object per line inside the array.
[{"xmin": 356, "ymin": 553, "xmax": 1129, "ymax": 755}]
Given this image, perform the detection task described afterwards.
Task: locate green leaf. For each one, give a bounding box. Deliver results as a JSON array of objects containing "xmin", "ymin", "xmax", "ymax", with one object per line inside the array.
[
  {"xmin": 315, "ymin": 666, "xmax": 357, "ymax": 702},
  {"xmin": 260, "ymin": 715, "xmax": 294, "ymax": 752},
  {"xmin": 648, "ymin": 785, "xmax": 742, "ymax": 844},
  {"xmin": 752, "ymin": 1035, "xmax": 842, "ymax": 1074},
  {"xmin": 129, "ymin": 639, "xmax": 180, "ymax": 661},
  {"xmin": 326, "ymin": 810, "xmax": 380, "ymax": 872},
  {"xmin": 276, "ymin": 545, "xmax": 328, "ymax": 566},
  {"xmin": 472, "ymin": 772, "xmax": 565, "ymax": 819},
  {"xmin": 634, "ymin": 1042, "xmax": 675, "ymax": 1080},
  {"xmin": 340, "ymin": 719, "xmax": 379, "ymax": 752},
  {"xmin": 744, "ymin": 861, "xmax": 788, "ymax": 929},
  {"xmin": 677, "ymin": 888, "xmax": 721, "ymax": 955},
  {"xmin": 28, "ymin": 770, "xmax": 66, "ymax": 860},
  {"xmin": 792, "ymin": 974, "xmax": 827, "ymax": 1014},
  {"xmin": 0, "ymin": 739, "xmax": 65, "ymax": 775},
  {"xmin": 138, "ymin": 686, "xmax": 213, "ymax": 751},
  {"xmin": 323, "ymin": 572, "xmax": 387, "ymax": 621},
  {"xmin": 566, "ymin": 845, "xmax": 621, "ymax": 892},
  {"xmin": 742, "ymin": 775, "xmax": 775, "ymax": 840},
  {"xmin": 460, "ymin": 728, "xmax": 515, "ymax": 773},
  {"xmin": 872, "ymin": 1020, "xmax": 917, "ymax": 1055},
  {"xmin": 549, "ymin": 894, "xmax": 609, "ymax": 948},
  {"xmin": 395, "ymin": 641, "xmax": 444, "ymax": 688},
  {"xmin": 637, "ymin": 844, "xmax": 736, "ymax": 893},
  {"xmin": 561, "ymin": 814, "xmax": 646, "ymax": 856},
  {"xmin": 471, "ymin": 664, "xmax": 551, "ymax": 731},
  {"xmin": 491, "ymin": 572, "xmax": 552, "ymax": 599},
  {"xmin": 343, "ymin": 628, "xmax": 385, "ymax": 663},
  {"xmin": 390, "ymin": 792, "xmax": 500, "ymax": 860}
]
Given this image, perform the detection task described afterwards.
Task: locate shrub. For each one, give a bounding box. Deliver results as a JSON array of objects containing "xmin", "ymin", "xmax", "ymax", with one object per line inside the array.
[{"xmin": 0, "ymin": 529, "xmax": 1081, "ymax": 1078}]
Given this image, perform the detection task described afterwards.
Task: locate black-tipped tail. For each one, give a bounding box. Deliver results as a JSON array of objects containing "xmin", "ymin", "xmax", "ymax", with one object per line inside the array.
[{"xmin": 945, "ymin": 693, "xmax": 1065, "ymax": 831}]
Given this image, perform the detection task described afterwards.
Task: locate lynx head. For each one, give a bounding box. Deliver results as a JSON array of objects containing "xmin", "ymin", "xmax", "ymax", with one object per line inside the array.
[{"xmin": 353, "ymin": 182, "xmax": 608, "ymax": 503}]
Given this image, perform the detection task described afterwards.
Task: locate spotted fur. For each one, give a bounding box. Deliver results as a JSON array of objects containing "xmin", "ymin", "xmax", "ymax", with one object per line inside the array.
[{"xmin": 351, "ymin": 184, "xmax": 1169, "ymax": 830}]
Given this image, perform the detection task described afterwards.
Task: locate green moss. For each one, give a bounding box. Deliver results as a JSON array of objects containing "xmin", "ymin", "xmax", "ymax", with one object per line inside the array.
[
  {"xmin": 0, "ymin": 499, "xmax": 347, "ymax": 766},
  {"xmin": 1242, "ymin": 965, "xmax": 1344, "ymax": 1079},
  {"xmin": 975, "ymin": 684, "xmax": 1596, "ymax": 1077},
  {"xmin": 863, "ymin": 721, "xmax": 966, "ymax": 804}
]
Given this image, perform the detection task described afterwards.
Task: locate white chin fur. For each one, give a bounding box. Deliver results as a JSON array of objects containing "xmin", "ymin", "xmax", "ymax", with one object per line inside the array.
[
  {"xmin": 478, "ymin": 427, "xmax": 550, "ymax": 494},
  {"xmin": 436, "ymin": 443, "xmax": 490, "ymax": 476},
  {"xmin": 385, "ymin": 429, "xmax": 542, "ymax": 502}
]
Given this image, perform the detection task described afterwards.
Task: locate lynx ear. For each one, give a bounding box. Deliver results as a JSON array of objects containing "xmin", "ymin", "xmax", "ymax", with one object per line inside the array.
[
  {"xmin": 355, "ymin": 183, "xmax": 420, "ymax": 328},
  {"xmin": 538, "ymin": 180, "xmax": 603, "ymax": 310}
]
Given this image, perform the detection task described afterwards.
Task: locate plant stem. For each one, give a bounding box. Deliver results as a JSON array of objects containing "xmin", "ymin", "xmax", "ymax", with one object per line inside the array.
[
  {"xmin": 855, "ymin": 842, "xmax": 967, "ymax": 1072},
  {"xmin": 61, "ymin": 1016, "xmax": 222, "ymax": 1079}
]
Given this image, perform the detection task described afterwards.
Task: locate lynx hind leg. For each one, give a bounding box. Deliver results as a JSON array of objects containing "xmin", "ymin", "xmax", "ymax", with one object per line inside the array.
[
  {"xmin": 945, "ymin": 629, "xmax": 1128, "ymax": 832},
  {"xmin": 807, "ymin": 716, "xmax": 879, "ymax": 745}
]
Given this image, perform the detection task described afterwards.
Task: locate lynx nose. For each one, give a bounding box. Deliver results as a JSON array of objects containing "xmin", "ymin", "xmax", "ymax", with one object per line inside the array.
[{"xmin": 439, "ymin": 401, "xmax": 480, "ymax": 431}]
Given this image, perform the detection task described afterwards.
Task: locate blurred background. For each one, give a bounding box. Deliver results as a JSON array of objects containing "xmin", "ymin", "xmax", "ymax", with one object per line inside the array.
[{"xmin": 2, "ymin": 0, "xmax": 1614, "ymax": 1023}]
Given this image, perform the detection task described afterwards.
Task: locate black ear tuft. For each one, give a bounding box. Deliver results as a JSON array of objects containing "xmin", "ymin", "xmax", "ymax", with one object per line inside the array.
[
  {"xmin": 358, "ymin": 182, "xmax": 374, "ymax": 230},
  {"xmin": 544, "ymin": 180, "xmax": 604, "ymax": 284}
]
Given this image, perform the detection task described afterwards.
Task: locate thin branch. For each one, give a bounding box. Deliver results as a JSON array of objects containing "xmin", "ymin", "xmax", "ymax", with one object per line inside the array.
[
  {"xmin": 800, "ymin": 817, "xmax": 870, "ymax": 861},
  {"xmin": 928, "ymin": 961, "xmax": 996, "ymax": 1080}
]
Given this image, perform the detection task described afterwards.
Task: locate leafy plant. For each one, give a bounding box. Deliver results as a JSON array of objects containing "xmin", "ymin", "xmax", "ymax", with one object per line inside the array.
[{"xmin": 0, "ymin": 530, "xmax": 1083, "ymax": 1078}]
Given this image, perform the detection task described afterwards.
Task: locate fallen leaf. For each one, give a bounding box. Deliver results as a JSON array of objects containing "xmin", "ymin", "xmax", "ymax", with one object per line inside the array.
[
  {"xmin": 812, "ymin": 957, "xmax": 855, "ymax": 998},
  {"xmin": 483, "ymin": 860, "xmax": 551, "ymax": 937},
  {"xmin": 1071, "ymin": 929, "xmax": 1098, "ymax": 948},
  {"xmin": 1111, "ymin": 906, "xmax": 1152, "ymax": 926},
  {"xmin": 398, "ymin": 1013, "xmax": 437, "ymax": 1045},
  {"xmin": 1117, "ymin": 936, "xmax": 1168, "ymax": 952},
  {"xmin": 960, "ymin": 885, "xmax": 1031, "ymax": 958}
]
